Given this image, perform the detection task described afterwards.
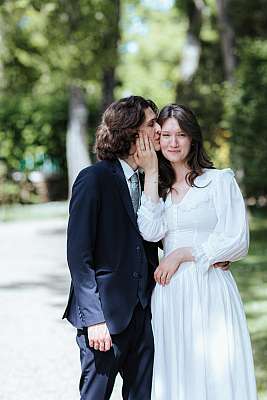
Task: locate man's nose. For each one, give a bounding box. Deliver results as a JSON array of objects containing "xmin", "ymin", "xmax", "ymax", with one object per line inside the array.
[{"xmin": 155, "ymin": 122, "xmax": 161, "ymax": 134}]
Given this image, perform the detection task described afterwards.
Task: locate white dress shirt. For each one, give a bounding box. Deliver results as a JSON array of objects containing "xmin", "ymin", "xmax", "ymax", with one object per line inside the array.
[{"xmin": 118, "ymin": 159, "xmax": 141, "ymax": 193}]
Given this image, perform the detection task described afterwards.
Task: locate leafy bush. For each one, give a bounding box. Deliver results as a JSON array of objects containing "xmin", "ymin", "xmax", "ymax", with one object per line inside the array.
[{"xmin": 224, "ymin": 39, "xmax": 267, "ymax": 197}]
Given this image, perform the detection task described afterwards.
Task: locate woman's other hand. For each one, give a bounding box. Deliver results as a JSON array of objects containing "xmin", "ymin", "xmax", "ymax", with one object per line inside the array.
[{"xmin": 154, "ymin": 247, "xmax": 194, "ymax": 285}]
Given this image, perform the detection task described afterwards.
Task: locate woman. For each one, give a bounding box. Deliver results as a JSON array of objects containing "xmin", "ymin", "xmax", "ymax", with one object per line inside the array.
[{"xmin": 135, "ymin": 104, "xmax": 258, "ymax": 400}]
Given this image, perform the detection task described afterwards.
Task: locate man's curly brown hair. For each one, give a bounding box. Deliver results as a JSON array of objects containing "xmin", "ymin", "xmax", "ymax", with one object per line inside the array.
[{"xmin": 95, "ymin": 96, "xmax": 158, "ymax": 160}]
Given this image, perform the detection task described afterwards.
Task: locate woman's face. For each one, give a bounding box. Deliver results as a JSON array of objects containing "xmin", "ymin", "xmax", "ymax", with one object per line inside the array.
[{"xmin": 160, "ymin": 117, "xmax": 192, "ymax": 164}]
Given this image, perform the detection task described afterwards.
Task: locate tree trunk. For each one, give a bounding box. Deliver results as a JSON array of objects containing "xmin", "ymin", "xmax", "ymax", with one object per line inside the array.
[
  {"xmin": 102, "ymin": 68, "xmax": 116, "ymax": 112},
  {"xmin": 176, "ymin": 0, "xmax": 204, "ymax": 101},
  {"xmin": 66, "ymin": 85, "xmax": 90, "ymax": 195},
  {"xmin": 180, "ymin": 32, "xmax": 201, "ymax": 84},
  {"xmin": 216, "ymin": 0, "xmax": 236, "ymax": 82},
  {"xmin": 0, "ymin": 18, "xmax": 5, "ymax": 91},
  {"xmin": 101, "ymin": 0, "xmax": 120, "ymax": 112}
]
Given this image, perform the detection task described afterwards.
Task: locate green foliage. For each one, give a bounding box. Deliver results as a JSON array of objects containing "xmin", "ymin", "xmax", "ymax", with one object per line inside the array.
[
  {"xmin": 0, "ymin": 0, "xmax": 116, "ymax": 186},
  {"xmin": 0, "ymin": 91, "xmax": 68, "ymax": 172},
  {"xmin": 0, "ymin": 179, "xmax": 21, "ymax": 204},
  {"xmin": 0, "ymin": 0, "xmax": 267, "ymax": 201},
  {"xmin": 0, "ymin": 159, "xmax": 39, "ymax": 204},
  {"xmin": 229, "ymin": 0, "xmax": 267, "ymax": 39},
  {"xmin": 176, "ymin": 40, "xmax": 225, "ymax": 144},
  {"xmin": 232, "ymin": 208, "xmax": 267, "ymax": 398},
  {"xmin": 116, "ymin": 1, "xmax": 185, "ymax": 107},
  {"xmin": 224, "ymin": 39, "xmax": 267, "ymax": 197},
  {"xmin": 173, "ymin": 1, "xmax": 226, "ymax": 159}
]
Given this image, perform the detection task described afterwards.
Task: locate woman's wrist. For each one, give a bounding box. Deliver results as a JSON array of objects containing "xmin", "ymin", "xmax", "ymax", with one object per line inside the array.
[
  {"xmin": 144, "ymin": 168, "xmax": 158, "ymax": 177},
  {"xmin": 181, "ymin": 247, "xmax": 194, "ymax": 262},
  {"xmin": 145, "ymin": 171, "xmax": 158, "ymax": 188},
  {"xmin": 172, "ymin": 247, "xmax": 193, "ymax": 263}
]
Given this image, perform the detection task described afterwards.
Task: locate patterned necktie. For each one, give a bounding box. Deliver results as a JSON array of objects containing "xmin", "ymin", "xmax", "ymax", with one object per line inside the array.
[{"xmin": 130, "ymin": 172, "xmax": 140, "ymax": 214}]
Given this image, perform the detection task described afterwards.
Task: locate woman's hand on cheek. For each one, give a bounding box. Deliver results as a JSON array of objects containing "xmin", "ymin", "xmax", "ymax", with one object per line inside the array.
[{"xmin": 134, "ymin": 132, "xmax": 158, "ymax": 174}]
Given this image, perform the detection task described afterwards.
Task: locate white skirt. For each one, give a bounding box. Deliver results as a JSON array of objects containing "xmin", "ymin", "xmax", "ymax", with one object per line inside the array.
[{"xmin": 151, "ymin": 262, "xmax": 258, "ymax": 400}]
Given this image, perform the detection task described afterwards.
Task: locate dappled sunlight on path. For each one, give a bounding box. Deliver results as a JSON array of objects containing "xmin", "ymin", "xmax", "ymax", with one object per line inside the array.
[{"xmin": 0, "ymin": 218, "xmax": 122, "ymax": 400}]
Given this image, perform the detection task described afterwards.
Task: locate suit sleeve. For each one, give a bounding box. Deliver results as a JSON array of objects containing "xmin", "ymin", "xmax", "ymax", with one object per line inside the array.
[{"xmin": 67, "ymin": 168, "xmax": 105, "ymax": 328}]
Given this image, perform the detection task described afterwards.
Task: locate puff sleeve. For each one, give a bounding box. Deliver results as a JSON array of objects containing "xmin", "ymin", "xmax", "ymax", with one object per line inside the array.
[
  {"xmin": 193, "ymin": 169, "xmax": 249, "ymax": 274},
  {"xmin": 137, "ymin": 193, "xmax": 167, "ymax": 242}
]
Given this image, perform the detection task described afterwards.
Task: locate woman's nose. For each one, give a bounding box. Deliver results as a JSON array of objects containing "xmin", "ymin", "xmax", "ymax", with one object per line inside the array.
[{"xmin": 170, "ymin": 135, "xmax": 178, "ymax": 147}]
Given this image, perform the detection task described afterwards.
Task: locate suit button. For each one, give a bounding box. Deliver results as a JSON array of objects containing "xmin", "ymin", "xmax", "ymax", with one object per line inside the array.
[
  {"xmin": 133, "ymin": 272, "xmax": 141, "ymax": 278},
  {"xmin": 136, "ymin": 246, "xmax": 141, "ymax": 252}
]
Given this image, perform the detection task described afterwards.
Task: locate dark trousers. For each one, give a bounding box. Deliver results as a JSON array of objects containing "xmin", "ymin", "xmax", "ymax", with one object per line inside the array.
[{"xmin": 76, "ymin": 303, "xmax": 154, "ymax": 400}]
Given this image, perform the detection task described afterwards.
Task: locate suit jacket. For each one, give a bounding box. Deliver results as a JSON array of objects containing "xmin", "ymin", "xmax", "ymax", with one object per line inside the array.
[{"xmin": 63, "ymin": 159, "xmax": 159, "ymax": 335}]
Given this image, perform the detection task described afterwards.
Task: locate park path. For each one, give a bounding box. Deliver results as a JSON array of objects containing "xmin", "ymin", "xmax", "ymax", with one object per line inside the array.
[{"xmin": 0, "ymin": 217, "xmax": 122, "ymax": 400}]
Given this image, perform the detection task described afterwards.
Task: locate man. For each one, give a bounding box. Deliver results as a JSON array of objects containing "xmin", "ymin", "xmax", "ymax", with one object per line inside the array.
[{"xmin": 63, "ymin": 96, "xmax": 161, "ymax": 400}]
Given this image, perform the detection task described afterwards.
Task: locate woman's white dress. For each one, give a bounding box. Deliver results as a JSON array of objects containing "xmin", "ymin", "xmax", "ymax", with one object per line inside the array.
[{"xmin": 137, "ymin": 168, "xmax": 258, "ymax": 400}]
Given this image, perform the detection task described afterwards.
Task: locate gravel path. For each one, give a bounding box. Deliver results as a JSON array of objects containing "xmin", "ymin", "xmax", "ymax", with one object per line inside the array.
[{"xmin": 0, "ymin": 218, "xmax": 122, "ymax": 400}]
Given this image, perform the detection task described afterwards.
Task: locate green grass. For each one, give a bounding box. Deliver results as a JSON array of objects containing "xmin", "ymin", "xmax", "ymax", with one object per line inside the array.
[{"xmin": 232, "ymin": 208, "xmax": 267, "ymax": 400}]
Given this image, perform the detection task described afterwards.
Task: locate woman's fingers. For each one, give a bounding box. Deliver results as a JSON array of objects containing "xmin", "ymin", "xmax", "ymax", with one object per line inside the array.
[
  {"xmin": 139, "ymin": 131, "xmax": 146, "ymax": 151},
  {"xmin": 165, "ymin": 273, "xmax": 171, "ymax": 285},
  {"xmin": 160, "ymin": 271, "xmax": 168, "ymax": 286},
  {"xmin": 154, "ymin": 267, "xmax": 170, "ymax": 285},
  {"xmin": 154, "ymin": 267, "xmax": 162, "ymax": 283},
  {"xmin": 136, "ymin": 137, "xmax": 142, "ymax": 155},
  {"xmin": 139, "ymin": 131, "xmax": 154, "ymax": 153},
  {"xmin": 154, "ymin": 266, "xmax": 174, "ymax": 286},
  {"xmin": 148, "ymin": 137, "xmax": 155, "ymax": 152},
  {"xmin": 144, "ymin": 133, "xmax": 150, "ymax": 151}
]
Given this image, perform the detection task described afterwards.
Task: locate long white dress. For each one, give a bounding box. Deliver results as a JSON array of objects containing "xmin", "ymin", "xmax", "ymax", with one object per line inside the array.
[{"xmin": 137, "ymin": 168, "xmax": 258, "ymax": 400}]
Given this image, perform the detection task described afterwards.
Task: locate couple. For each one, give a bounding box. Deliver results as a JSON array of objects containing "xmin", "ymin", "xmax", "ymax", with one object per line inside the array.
[{"xmin": 63, "ymin": 96, "xmax": 258, "ymax": 400}]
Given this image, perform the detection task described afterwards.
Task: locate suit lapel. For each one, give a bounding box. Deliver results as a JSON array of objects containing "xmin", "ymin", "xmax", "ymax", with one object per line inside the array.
[{"xmin": 109, "ymin": 160, "xmax": 140, "ymax": 234}]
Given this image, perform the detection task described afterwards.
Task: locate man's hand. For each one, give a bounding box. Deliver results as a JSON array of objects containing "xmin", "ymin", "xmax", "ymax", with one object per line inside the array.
[
  {"xmin": 87, "ymin": 322, "xmax": 112, "ymax": 352},
  {"xmin": 213, "ymin": 261, "xmax": 230, "ymax": 271}
]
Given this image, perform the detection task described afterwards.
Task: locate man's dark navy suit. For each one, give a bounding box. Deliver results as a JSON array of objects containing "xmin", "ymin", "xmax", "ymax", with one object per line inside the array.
[{"xmin": 63, "ymin": 159, "xmax": 159, "ymax": 400}]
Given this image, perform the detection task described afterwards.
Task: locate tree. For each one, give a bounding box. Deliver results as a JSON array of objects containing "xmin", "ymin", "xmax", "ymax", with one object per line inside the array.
[
  {"xmin": 175, "ymin": 0, "xmax": 204, "ymax": 89},
  {"xmin": 225, "ymin": 40, "xmax": 267, "ymax": 198},
  {"xmin": 174, "ymin": 0, "xmax": 226, "ymax": 149},
  {"xmin": 0, "ymin": 0, "xmax": 122, "ymax": 196},
  {"xmin": 100, "ymin": 0, "xmax": 121, "ymax": 112},
  {"xmin": 117, "ymin": 1, "xmax": 183, "ymax": 106},
  {"xmin": 216, "ymin": 0, "xmax": 236, "ymax": 82},
  {"xmin": 66, "ymin": 86, "xmax": 90, "ymax": 192}
]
